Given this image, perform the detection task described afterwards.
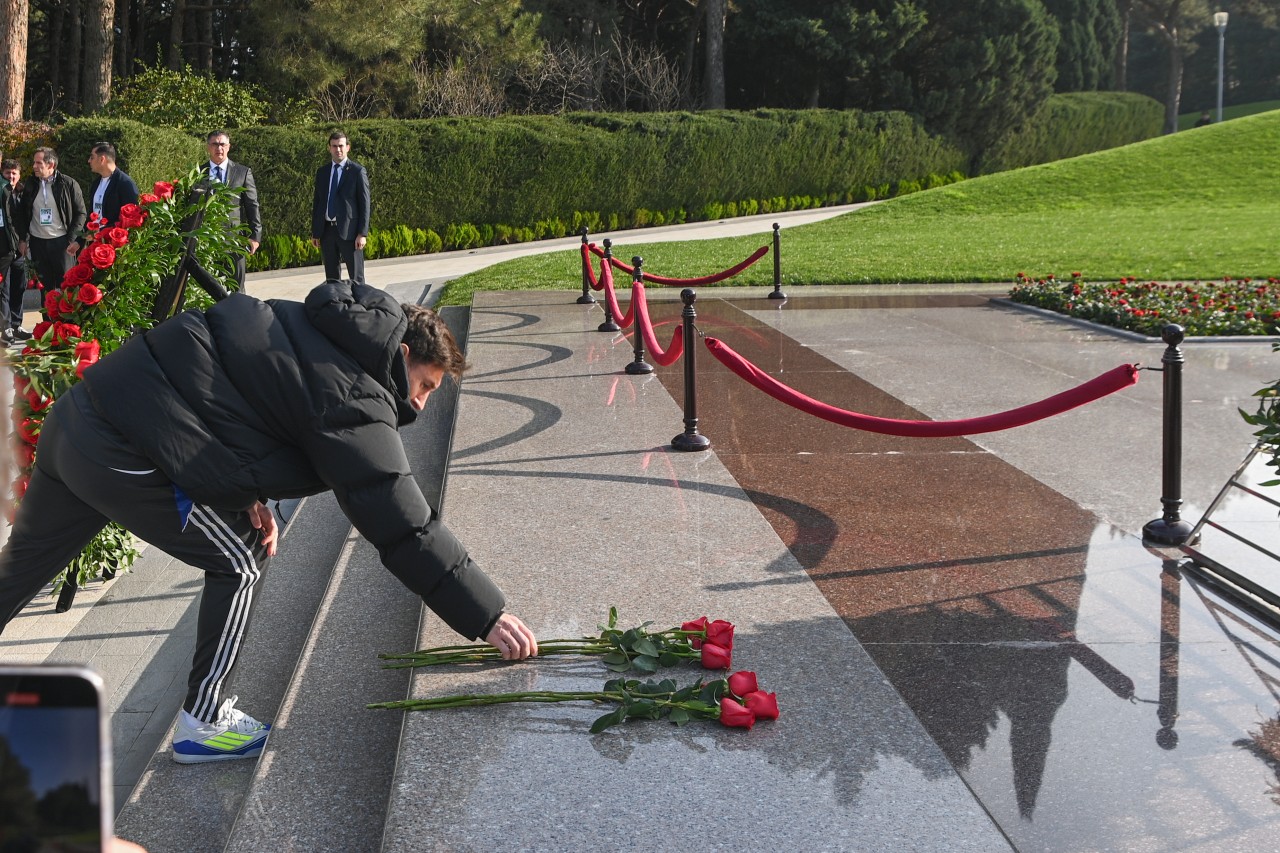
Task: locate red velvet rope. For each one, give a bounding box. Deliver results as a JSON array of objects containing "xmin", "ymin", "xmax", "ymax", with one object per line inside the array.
[
  {"xmin": 601, "ymin": 261, "xmax": 635, "ymax": 329},
  {"xmin": 589, "ymin": 243, "xmax": 769, "ymax": 286},
  {"xmin": 581, "ymin": 243, "xmax": 601, "ymax": 290},
  {"xmin": 704, "ymin": 337, "xmax": 1139, "ymax": 437},
  {"xmin": 632, "ymin": 283, "xmax": 684, "ymax": 366}
]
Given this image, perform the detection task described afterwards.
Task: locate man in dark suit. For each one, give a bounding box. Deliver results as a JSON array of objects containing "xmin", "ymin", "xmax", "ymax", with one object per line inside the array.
[
  {"xmin": 203, "ymin": 130, "xmax": 262, "ymax": 291},
  {"xmin": 0, "ymin": 159, "xmax": 30, "ymax": 344},
  {"xmin": 16, "ymin": 147, "xmax": 86, "ymax": 292},
  {"xmin": 310, "ymin": 131, "xmax": 369, "ymax": 282},
  {"xmin": 87, "ymin": 141, "xmax": 140, "ymax": 227}
]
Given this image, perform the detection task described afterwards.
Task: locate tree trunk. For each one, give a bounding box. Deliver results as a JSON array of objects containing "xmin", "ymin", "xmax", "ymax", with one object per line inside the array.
[
  {"xmin": 1115, "ymin": 1, "xmax": 1130, "ymax": 91},
  {"xmin": 114, "ymin": 0, "xmax": 130, "ymax": 78},
  {"xmin": 0, "ymin": 0, "xmax": 29, "ymax": 121},
  {"xmin": 66, "ymin": 0, "xmax": 83, "ymax": 111},
  {"xmin": 1163, "ymin": 28, "xmax": 1182, "ymax": 133},
  {"xmin": 681, "ymin": 0, "xmax": 702, "ymax": 108},
  {"xmin": 702, "ymin": 0, "xmax": 724, "ymax": 109},
  {"xmin": 82, "ymin": 0, "xmax": 115, "ymax": 112},
  {"xmin": 168, "ymin": 0, "xmax": 185, "ymax": 69},
  {"xmin": 198, "ymin": 2, "xmax": 212, "ymax": 71}
]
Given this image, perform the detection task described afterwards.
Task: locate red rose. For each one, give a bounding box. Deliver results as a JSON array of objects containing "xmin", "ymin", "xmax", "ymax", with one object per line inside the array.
[
  {"xmin": 32, "ymin": 320, "xmax": 52, "ymax": 340},
  {"xmin": 76, "ymin": 359, "xmax": 95, "ymax": 379},
  {"xmin": 78, "ymin": 284, "xmax": 103, "ymax": 306},
  {"xmin": 12, "ymin": 474, "xmax": 29, "ymax": 500},
  {"xmin": 16, "ymin": 442, "xmax": 35, "ymax": 469},
  {"xmin": 52, "ymin": 322, "xmax": 81, "ymax": 345},
  {"xmin": 74, "ymin": 339, "xmax": 100, "ymax": 365},
  {"xmin": 706, "ymin": 619, "xmax": 734, "ymax": 649},
  {"xmin": 17, "ymin": 418, "xmax": 40, "ymax": 445},
  {"xmin": 139, "ymin": 192, "xmax": 160, "ymax": 205},
  {"xmin": 718, "ymin": 697, "xmax": 755, "ymax": 730},
  {"xmin": 700, "ymin": 641, "xmax": 732, "ymax": 670},
  {"xmin": 728, "ymin": 670, "xmax": 759, "ymax": 698},
  {"xmin": 744, "ymin": 691, "xmax": 780, "ymax": 721},
  {"xmin": 43, "ymin": 290, "xmax": 61, "ymax": 319},
  {"xmin": 681, "ymin": 616, "xmax": 708, "ymax": 649},
  {"xmin": 62, "ymin": 263, "xmax": 94, "ymax": 288},
  {"xmin": 24, "ymin": 388, "xmax": 51, "ymax": 412},
  {"xmin": 12, "ymin": 376, "xmax": 28, "ymax": 394},
  {"xmin": 85, "ymin": 211, "xmax": 103, "ymax": 232},
  {"xmin": 57, "ymin": 295, "xmax": 74, "ymax": 315},
  {"xmin": 101, "ymin": 226, "xmax": 129, "ymax": 248},
  {"xmin": 86, "ymin": 242, "xmax": 116, "ymax": 270},
  {"xmin": 118, "ymin": 204, "xmax": 145, "ymax": 228},
  {"xmin": 153, "ymin": 181, "xmax": 175, "ymax": 200}
]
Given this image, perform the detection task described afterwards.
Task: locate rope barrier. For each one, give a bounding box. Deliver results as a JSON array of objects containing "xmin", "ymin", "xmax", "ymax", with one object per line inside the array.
[
  {"xmin": 588, "ymin": 243, "xmax": 769, "ymax": 286},
  {"xmin": 704, "ymin": 336, "xmax": 1139, "ymax": 438},
  {"xmin": 632, "ymin": 282, "xmax": 684, "ymax": 366},
  {"xmin": 600, "ymin": 260, "xmax": 635, "ymax": 329},
  {"xmin": 581, "ymin": 243, "xmax": 603, "ymax": 290}
]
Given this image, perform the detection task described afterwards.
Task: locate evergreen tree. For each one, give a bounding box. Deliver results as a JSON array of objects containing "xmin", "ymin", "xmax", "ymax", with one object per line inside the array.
[{"xmin": 1042, "ymin": 0, "xmax": 1122, "ymax": 91}]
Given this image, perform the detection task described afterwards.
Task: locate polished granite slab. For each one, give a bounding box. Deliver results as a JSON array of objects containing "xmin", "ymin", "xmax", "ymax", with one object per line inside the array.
[
  {"xmin": 383, "ymin": 291, "xmax": 1008, "ymax": 852},
  {"xmin": 382, "ymin": 287, "xmax": 1280, "ymax": 852}
]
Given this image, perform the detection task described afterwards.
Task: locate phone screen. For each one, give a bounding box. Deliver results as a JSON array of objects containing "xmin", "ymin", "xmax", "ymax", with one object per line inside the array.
[{"xmin": 0, "ymin": 666, "xmax": 111, "ymax": 853}]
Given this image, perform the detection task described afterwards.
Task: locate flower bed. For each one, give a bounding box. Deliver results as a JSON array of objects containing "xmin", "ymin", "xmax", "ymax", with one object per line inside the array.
[{"xmin": 1008, "ymin": 273, "xmax": 1280, "ymax": 337}]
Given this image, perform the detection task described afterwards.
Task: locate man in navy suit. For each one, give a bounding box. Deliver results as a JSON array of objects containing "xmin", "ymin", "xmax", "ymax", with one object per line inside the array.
[
  {"xmin": 87, "ymin": 142, "xmax": 139, "ymax": 227},
  {"xmin": 310, "ymin": 131, "xmax": 369, "ymax": 283},
  {"xmin": 202, "ymin": 130, "xmax": 262, "ymax": 291}
]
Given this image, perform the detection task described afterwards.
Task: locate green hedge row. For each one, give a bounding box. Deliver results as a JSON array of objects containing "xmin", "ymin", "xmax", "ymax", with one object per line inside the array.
[
  {"xmin": 976, "ymin": 92, "xmax": 1164, "ymax": 174},
  {"xmin": 48, "ymin": 96, "xmax": 1161, "ymax": 271}
]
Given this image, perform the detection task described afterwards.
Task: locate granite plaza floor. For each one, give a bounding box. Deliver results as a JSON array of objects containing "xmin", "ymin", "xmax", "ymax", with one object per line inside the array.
[{"xmin": 4, "ymin": 212, "xmax": 1280, "ymax": 849}]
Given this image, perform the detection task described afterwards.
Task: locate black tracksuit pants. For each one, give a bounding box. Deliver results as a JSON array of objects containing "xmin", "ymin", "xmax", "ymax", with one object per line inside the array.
[{"xmin": 0, "ymin": 392, "xmax": 270, "ymax": 723}]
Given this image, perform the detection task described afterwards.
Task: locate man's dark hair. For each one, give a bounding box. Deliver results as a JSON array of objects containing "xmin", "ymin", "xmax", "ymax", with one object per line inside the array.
[
  {"xmin": 328, "ymin": 130, "xmax": 348, "ymax": 144},
  {"xmin": 401, "ymin": 304, "xmax": 469, "ymax": 380},
  {"xmin": 207, "ymin": 130, "xmax": 230, "ymax": 143},
  {"xmin": 33, "ymin": 147, "xmax": 57, "ymax": 167},
  {"xmin": 92, "ymin": 142, "xmax": 117, "ymax": 162},
  {"xmin": 0, "ymin": 159, "xmax": 17, "ymax": 172}
]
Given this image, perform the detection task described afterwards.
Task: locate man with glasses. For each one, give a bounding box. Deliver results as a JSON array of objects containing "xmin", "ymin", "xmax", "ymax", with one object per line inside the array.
[
  {"xmin": 202, "ymin": 130, "xmax": 262, "ymax": 291},
  {"xmin": 16, "ymin": 147, "xmax": 86, "ymax": 293}
]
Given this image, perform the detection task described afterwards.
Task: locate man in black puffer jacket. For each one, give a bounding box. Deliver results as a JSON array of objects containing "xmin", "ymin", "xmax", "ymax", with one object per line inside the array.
[{"xmin": 0, "ymin": 279, "xmax": 538, "ymax": 764}]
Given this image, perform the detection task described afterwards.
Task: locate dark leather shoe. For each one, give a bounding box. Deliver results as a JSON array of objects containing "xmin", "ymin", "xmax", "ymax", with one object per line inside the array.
[{"xmin": 11, "ymin": 327, "xmax": 31, "ymax": 341}]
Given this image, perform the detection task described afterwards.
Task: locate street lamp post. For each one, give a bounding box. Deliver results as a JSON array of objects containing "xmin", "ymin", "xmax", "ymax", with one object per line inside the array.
[{"xmin": 1215, "ymin": 11, "xmax": 1229, "ymax": 124}]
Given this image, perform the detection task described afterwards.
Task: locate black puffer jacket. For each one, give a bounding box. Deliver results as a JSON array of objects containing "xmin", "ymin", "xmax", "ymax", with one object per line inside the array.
[{"xmin": 81, "ymin": 280, "xmax": 504, "ymax": 639}]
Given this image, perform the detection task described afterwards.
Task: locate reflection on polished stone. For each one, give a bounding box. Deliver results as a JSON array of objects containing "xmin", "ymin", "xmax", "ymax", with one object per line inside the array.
[{"xmin": 652, "ymin": 294, "xmax": 1280, "ymax": 850}]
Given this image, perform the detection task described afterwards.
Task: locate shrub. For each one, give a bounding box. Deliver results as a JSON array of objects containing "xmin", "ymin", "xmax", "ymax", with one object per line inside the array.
[{"xmin": 102, "ymin": 63, "xmax": 269, "ymax": 132}]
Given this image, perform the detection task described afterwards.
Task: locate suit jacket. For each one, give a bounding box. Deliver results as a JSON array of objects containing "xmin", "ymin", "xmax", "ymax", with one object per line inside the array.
[
  {"xmin": 88, "ymin": 169, "xmax": 140, "ymax": 227},
  {"xmin": 202, "ymin": 160, "xmax": 262, "ymax": 242},
  {"xmin": 312, "ymin": 159, "xmax": 370, "ymax": 242},
  {"xmin": 0, "ymin": 183, "xmax": 17, "ymax": 256}
]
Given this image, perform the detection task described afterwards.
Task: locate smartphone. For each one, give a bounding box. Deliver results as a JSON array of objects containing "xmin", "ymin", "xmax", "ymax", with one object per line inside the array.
[{"xmin": 0, "ymin": 664, "xmax": 112, "ymax": 852}]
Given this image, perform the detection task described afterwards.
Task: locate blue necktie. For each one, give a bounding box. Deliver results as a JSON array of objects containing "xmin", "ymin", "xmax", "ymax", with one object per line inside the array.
[
  {"xmin": 326, "ymin": 164, "xmax": 340, "ymax": 220},
  {"xmin": 212, "ymin": 164, "xmax": 222, "ymax": 183}
]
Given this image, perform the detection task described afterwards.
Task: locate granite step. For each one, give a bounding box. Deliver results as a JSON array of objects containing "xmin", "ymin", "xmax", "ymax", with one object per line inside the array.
[
  {"xmin": 113, "ymin": 490, "xmax": 355, "ymax": 852},
  {"xmin": 219, "ymin": 306, "xmax": 472, "ymax": 852}
]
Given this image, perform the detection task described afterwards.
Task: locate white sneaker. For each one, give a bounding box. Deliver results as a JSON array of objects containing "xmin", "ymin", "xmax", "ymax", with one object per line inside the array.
[{"xmin": 171, "ymin": 695, "xmax": 271, "ymax": 764}]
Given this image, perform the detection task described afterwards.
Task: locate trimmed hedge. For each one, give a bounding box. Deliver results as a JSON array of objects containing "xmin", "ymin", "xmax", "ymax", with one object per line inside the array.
[
  {"xmin": 977, "ymin": 92, "xmax": 1164, "ymax": 174},
  {"xmin": 55, "ymin": 117, "xmax": 204, "ymax": 190},
  {"xmin": 222, "ymin": 110, "xmax": 968, "ymax": 242}
]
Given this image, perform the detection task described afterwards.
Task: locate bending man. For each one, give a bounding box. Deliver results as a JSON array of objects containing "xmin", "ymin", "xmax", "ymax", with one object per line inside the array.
[{"xmin": 0, "ymin": 280, "xmax": 537, "ymax": 763}]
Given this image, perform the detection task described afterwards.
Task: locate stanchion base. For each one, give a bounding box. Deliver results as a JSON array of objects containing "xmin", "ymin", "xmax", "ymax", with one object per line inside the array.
[
  {"xmin": 768, "ymin": 290, "xmax": 786, "ymax": 300},
  {"xmin": 625, "ymin": 361, "xmax": 654, "ymax": 375},
  {"xmin": 577, "ymin": 294, "xmax": 596, "ymax": 304},
  {"xmin": 1142, "ymin": 518, "xmax": 1196, "ymax": 547},
  {"xmin": 55, "ymin": 582, "xmax": 78, "ymax": 614},
  {"xmin": 598, "ymin": 321, "xmax": 620, "ymax": 332},
  {"xmin": 672, "ymin": 432, "xmax": 711, "ymax": 452}
]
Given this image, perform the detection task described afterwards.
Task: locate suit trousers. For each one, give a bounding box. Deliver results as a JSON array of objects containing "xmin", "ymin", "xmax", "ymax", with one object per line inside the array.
[
  {"xmin": 0, "ymin": 400, "xmax": 271, "ymax": 723},
  {"xmin": 320, "ymin": 222, "xmax": 364, "ymax": 283},
  {"xmin": 27, "ymin": 234, "xmax": 74, "ymax": 291}
]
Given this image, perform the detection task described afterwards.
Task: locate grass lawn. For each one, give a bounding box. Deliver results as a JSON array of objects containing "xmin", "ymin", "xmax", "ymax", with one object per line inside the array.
[{"xmin": 438, "ymin": 109, "xmax": 1280, "ymax": 306}]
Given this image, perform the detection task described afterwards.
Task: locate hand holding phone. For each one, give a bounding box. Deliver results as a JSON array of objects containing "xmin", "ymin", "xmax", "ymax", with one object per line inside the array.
[{"xmin": 0, "ymin": 664, "xmax": 113, "ymax": 852}]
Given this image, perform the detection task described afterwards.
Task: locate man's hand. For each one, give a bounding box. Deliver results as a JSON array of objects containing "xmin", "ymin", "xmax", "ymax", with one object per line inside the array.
[
  {"xmin": 485, "ymin": 612, "xmax": 538, "ymax": 661},
  {"xmin": 17, "ymin": 240, "xmax": 25, "ymax": 257},
  {"xmin": 65, "ymin": 240, "xmax": 79, "ymax": 255},
  {"xmin": 355, "ymin": 235, "xmax": 367, "ymax": 251},
  {"xmin": 247, "ymin": 501, "xmax": 278, "ymax": 556},
  {"xmin": 248, "ymin": 239, "xmax": 260, "ymax": 255},
  {"xmin": 310, "ymin": 237, "xmax": 320, "ymax": 248}
]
